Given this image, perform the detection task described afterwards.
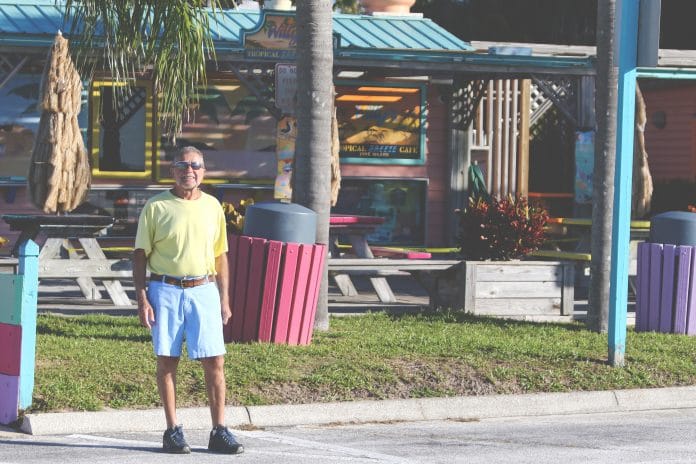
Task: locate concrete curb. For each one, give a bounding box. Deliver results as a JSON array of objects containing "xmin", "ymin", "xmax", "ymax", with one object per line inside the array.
[{"xmin": 20, "ymin": 386, "xmax": 696, "ymax": 435}]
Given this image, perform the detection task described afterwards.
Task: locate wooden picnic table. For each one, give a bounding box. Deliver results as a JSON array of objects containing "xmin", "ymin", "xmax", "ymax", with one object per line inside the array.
[
  {"xmin": 329, "ymin": 214, "xmax": 398, "ymax": 302},
  {"xmin": 544, "ymin": 217, "xmax": 649, "ymax": 251},
  {"xmin": 328, "ymin": 214, "xmax": 450, "ymax": 303},
  {"xmin": 1, "ymin": 214, "xmax": 132, "ymax": 306}
]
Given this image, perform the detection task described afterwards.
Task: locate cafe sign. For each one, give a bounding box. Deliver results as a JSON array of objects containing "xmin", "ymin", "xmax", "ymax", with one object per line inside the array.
[
  {"xmin": 336, "ymin": 82, "xmax": 426, "ymax": 165},
  {"xmin": 242, "ymin": 12, "xmax": 297, "ymax": 60}
]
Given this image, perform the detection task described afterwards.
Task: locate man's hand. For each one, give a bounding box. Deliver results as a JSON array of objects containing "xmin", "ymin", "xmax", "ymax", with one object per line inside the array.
[
  {"xmin": 221, "ymin": 302, "xmax": 232, "ymax": 325},
  {"xmin": 132, "ymin": 248, "xmax": 154, "ymax": 329},
  {"xmin": 138, "ymin": 296, "xmax": 155, "ymax": 329}
]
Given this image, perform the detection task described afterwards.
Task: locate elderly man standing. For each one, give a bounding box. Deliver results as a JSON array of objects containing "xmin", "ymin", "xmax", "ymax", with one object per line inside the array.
[{"xmin": 132, "ymin": 146, "xmax": 243, "ymax": 455}]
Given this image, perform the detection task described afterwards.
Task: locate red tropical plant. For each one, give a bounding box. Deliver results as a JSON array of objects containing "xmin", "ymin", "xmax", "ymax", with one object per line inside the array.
[{"xmin": 458, "ymin": 195, "xmax": 548, "ymax": 261}]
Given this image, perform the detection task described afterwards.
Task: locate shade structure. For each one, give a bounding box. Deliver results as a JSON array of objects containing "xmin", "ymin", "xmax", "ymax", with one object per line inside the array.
[{"xmin": 28, "ymin": 32, "xmax": 90, "ymax": 214}]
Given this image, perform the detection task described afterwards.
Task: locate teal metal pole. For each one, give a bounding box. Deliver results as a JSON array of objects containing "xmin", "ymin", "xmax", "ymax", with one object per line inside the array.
[
  {"xmin": 609, "ymin": 0, "xmax": 639, "ymax": 367},
  {"xmin": 18, "ymin": 240, "xmax": 39, "ymax": 409}
]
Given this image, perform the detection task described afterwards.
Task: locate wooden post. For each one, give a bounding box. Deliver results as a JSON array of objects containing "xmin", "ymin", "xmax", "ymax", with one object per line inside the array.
[
  {"xmin": 0, "ymin": 239, "xmax": 39, "ymax": 424},
  {"xmin": 517, "ymin": 80, "xmax": 531, "ymax": 197},
  {"xmin": 18, "ymin": 240, "xmax": 39, "ymax": 409}
]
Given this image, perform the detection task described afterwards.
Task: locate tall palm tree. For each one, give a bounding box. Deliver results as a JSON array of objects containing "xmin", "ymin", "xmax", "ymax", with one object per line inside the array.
[
  {"xmin": 588, "ymin": 0, "xmax": 617, "ymax": 333},
  {"xmin": 293, "ymin": 0, "xmax": 334, "ymax": 331},
  {"xmin": 64, "ymin": 1, "xmax": 335, "ymax": 330}
]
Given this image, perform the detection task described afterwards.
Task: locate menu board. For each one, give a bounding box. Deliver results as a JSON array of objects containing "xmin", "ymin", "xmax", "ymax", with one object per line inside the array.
[{"xmin": 335, "ymin": 82, "xmax": 426, "ymax": 165}]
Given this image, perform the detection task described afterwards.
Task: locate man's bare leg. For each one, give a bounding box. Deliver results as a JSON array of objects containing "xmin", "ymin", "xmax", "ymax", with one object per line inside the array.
[
  {"xmin": 157, "ymin": 355, "xmax": 180, "ymax": 428},
  {"xmin": 201, "ymin": 355, "xmax": 226, "ymax": 426}
]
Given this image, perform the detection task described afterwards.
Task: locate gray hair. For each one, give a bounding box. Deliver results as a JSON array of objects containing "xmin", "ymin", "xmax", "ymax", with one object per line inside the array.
[{"xmin": 175, "ymin": 146, "xmax": 204, "ymax": 162}]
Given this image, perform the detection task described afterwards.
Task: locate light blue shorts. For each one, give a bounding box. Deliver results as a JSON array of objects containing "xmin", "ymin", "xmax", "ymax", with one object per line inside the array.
[{"xmin": 147, "ymin": 280, "xmax": 226, "ymax": 359}]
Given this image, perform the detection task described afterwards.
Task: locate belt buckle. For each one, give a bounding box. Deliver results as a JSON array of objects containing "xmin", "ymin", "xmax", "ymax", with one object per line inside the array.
[{"xmin": 181, "ymin": 275, "xmax": 205, "ymax": 288}]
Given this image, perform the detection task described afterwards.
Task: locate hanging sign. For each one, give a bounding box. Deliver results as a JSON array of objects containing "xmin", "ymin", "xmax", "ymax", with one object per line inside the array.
[
  {"xmin": 242, "ymin": 13, "xmax": 297, "ymax": 60},
  {"xmin": 274, "ymin": 115, "xmax": 296, "ymax": 200},
  {"xmin": 275, "ymin": 63, "xmax": 297, "ymax": 114}
]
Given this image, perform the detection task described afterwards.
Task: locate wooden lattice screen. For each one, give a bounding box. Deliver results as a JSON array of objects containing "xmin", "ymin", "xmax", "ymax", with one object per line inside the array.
[{"xmin": 469, "ymin": 79, "xmax": 530, "ymax": 197}]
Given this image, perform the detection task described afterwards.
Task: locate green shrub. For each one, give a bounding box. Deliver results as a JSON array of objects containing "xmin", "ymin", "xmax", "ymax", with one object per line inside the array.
[{"xmin": 221, "ymin": 198, "xmax": 254, "ymax": 235}]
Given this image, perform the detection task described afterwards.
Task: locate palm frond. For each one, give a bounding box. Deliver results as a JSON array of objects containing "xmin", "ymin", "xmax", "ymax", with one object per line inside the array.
[{"xmin": 63, "ymin": 0, "xmax": 222, "ymax": 136}]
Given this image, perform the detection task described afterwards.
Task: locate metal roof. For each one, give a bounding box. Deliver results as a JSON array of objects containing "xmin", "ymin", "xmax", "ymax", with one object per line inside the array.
[
  {"xmin": 0, "ymin": 1, "xmax": 596, "ymax": 76},
  {"xmin": 0, "ymin": 1, "xmax": 472, "ymax": 53}
]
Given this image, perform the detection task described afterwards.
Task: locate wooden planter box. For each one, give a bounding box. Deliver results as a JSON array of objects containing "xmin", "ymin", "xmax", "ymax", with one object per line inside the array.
[{"xmin": 426, "ymin": 260, "xmax": 574, "ymax": 318}]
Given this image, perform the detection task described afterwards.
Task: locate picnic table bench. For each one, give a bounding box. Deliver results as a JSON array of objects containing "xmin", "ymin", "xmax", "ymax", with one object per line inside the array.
[
  {"xmin": 329, "ymin": 214, "xmax": 449, "ymax": 303},
  {"xmin": 1, "ymin": 214, "xmax": 133, "ymax": 306}
]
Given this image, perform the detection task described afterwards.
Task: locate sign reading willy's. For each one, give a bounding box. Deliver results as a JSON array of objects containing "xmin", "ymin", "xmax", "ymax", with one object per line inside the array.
[
  {"xmin": 243, "ymin": 13, "xmax": 297, "ymax": 60},
  {"xmin": 242, "ymin": 11, "xmax": 338, "ymax": 61}
]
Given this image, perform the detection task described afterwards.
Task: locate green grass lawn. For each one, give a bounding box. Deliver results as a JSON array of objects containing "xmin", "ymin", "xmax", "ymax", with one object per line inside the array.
[{"xmin": 31, "ymin": 311, "xmax": 696, "ymax": 413}]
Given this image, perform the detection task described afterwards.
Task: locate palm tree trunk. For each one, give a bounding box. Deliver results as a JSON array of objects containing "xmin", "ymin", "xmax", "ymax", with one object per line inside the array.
[
  {"xmin": 294, "ymin": 0, "xmax": 334, "ymax": 331},
  {"xmin": 588, "ymin": 0, "xmax": 618, "ymax": 333}
]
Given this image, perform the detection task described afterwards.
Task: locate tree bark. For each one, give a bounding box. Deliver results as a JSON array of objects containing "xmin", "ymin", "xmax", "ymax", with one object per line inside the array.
[
  {"xmin": 588, "ymin": 0, "xmax": 618, "ymax": 333},
  {"xmin": 294, "ymin": 0, "xmax": 334, "ymax": 331}
]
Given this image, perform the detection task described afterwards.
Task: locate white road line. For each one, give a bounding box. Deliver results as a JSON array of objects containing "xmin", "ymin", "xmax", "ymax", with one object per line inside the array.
[
  {"xmin": 66, "ymin": 434, "xmax": 161, "ymax": 448},
  {"xmin": 234, "ymin": 430, "xmax": 416, "ymax": 464}
]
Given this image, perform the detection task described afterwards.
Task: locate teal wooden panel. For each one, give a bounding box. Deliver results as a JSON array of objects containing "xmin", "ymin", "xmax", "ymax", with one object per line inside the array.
[
  {"xmin": 0, "ymin": 275, "xmax": 22, "ymax": 326},
  {"xmin": 609, "ymin": 0, "xmax": 639, "ymax": 367},
  {"xmin": 17, "ymin": 240, "xmax": 39, "ymax": 410}
]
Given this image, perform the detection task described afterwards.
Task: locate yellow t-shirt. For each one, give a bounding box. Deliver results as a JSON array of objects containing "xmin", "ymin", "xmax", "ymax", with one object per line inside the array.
[{"xmin": 134, "ymin": 190, "xmax": 228, "ymax": 277}]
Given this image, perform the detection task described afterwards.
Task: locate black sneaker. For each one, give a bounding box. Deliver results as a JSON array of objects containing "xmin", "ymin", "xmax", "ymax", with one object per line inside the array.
[
  {"xmin": 163, "ymin": 425, "xmax": 191, "ymax": 454},
  {"xmin": 208, "ymin": 425, "xmax": 244, "ymax": 454}
]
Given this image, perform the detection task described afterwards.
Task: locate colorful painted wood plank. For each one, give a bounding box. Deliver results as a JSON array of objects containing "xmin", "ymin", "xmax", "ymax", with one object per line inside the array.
[
  {"xmin": 231, "ymin": 236, "xmax": 253, "ymax": 343},
  {"xmin": 0, "ymin": 275, "xmax": 23, "ymax": 325},
  {"xmin": 286, "ymin": 245, "xmax": 313, "ymax": 345},
  {"xmin": 223, "ymin": 234, "xmax": 240, "ymax": 343},
  {"xmin": 272, "ymin": 243, "xmax": 299, "ymax": 344},
  {"xmin": 0, "ymin": 323, "xmax": 21, "ymax": 376},
  {"xmin": 687, "ymin": 247, "xmax": 696, "ymax": 336},
  {"xmin": 673, "ymin": 246, "xmax": 692, "ymax": 335},
  {"xmin": 648, "ymin": 243, "xmax": 664, "ymax": 332},
  {"xmin": 369, "ymin": 247, "xmax": 431, "ymax": 259},
  {"xmin": 258, "ymin": 240, "xmax": 283, "ymax": 342},
  {"xmin": 301, "ymin": 245, "xmax": 326, "ymax": 345},
  {"xmin": 241, "ymin": 238, "xmax": 267, "ymax": 342},
  {"xmin": 0, "ymin": 374, "xmax": 19, "ymax": 425},
  {"xmin": 659, "ymin": 244, "xmax": 676, "ymax": 333},
  {"xmin": 635, "ymin": 242, "xmax": 650, "ymax": 332}
]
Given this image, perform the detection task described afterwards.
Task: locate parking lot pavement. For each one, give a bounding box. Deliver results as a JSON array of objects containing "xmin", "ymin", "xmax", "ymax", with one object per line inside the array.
[{"xmin": 3, "ymin": 408, "xmax": 696, "ymax": 464}]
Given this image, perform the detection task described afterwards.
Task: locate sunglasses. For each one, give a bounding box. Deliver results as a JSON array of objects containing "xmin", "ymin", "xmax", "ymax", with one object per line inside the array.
[{"xmin": 173, "ymin": 161, "xmax": 204, "ymax": 170}]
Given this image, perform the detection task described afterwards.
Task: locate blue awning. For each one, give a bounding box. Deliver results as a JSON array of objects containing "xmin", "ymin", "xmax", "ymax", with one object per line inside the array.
[{"xmin": 0, "ymin": 1, "xmax": 472, "ymax": 54}]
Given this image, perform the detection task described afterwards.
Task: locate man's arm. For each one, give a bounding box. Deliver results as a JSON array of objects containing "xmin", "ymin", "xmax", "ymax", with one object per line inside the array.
[
  {"xmin": 133, "ymin": 248, "xmax": 154, "ymax": 329},
  {"xmin": 215, "ymin": 252, "xmax": 231, "ymax": 325}
]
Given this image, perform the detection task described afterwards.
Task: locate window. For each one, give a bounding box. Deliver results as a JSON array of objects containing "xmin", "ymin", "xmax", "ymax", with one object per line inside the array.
[
  {"xmin": 156, "ymin": 80, "xmax": 276, "ymax": 182},
  {"xmin": 90, "ymin": 81, "xmax": 153, "ymax": 179},
  {"xmin": 332, "ymin": 178, "xmax": 427, "ymax": 246},
  {"xmin": 0, "ymin": 73, "xmax": 88, "ymax": 179}
]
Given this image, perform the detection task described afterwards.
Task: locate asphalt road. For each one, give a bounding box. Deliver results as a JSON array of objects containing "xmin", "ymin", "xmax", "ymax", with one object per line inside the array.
[{"xmin": 2, "ymin": 408, "xmax": 695, "ymax": 463}]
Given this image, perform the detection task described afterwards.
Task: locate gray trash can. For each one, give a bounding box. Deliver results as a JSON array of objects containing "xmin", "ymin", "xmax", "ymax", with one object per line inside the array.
[
  {"xmin": 243, "ymin": 202, "xmax": 316, "ymax": 244},
  {"xmin": 649, "ymin": 211, "xmax": 696, "ymax": 246}
]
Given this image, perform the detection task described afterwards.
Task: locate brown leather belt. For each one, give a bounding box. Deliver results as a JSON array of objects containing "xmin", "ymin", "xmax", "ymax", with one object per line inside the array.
[{"xmin": 150, "ymin": 273, "xmax": 215, "ymax": 288}]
